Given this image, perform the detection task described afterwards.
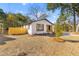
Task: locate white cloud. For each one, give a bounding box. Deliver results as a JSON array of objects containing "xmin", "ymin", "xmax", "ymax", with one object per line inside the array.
[
  {"xmin": 22, "ymin": 3, "xmax": 26, "ymax": 6},
  {"xmin": 15, "ymin": 10, "xmax": 24, "ymax": 14},
  {"xmin": 37, "ymin": 12, "xmax": 41, "ymax": 17},
  {"xmin": 53, "ymin": 16, "xmax": 56, "ymax": 18}
]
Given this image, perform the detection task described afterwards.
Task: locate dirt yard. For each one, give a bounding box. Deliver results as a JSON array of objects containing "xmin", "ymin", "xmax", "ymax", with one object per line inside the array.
[{"xmin": 0, "ymin": 34, "xmax": 79, "ymax": 56}]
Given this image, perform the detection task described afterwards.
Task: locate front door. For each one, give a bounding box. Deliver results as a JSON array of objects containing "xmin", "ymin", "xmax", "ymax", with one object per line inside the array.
[{"xmin": 46, "ymin": 25, "xmax": 52, "ymax": 32}]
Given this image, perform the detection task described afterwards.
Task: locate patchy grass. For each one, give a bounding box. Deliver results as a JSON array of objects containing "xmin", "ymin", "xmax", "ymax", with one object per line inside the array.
[
  {"xmin": 70, "ymin": 32, "xmax": 79, "ymax": 35},
  {"xmin": 61, "ymin": 36, "xmax": 79, "ymax": 41}
]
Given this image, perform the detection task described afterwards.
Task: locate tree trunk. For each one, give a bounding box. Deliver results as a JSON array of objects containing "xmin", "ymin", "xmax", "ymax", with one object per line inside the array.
[{"xmin": 73, "ymin": 8, "xmax": 76, "ymax": 32}]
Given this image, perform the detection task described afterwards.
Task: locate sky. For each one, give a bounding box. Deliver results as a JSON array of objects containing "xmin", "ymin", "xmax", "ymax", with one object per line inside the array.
[{"xmin": 0, "ymin": 3, "xmax": 60, "ymax": 23}]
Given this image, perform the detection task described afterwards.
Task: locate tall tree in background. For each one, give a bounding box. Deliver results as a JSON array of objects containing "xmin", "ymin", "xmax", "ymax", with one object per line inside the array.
[
  {"xmin": 54, "ymin": 19, "xmax": 63, "ymax": 37},
  {"xmin": 29, "ymin": 6, "xmax": 48, "ymax": 20},
  {"xmin": 0, "ymin": 8, "xmax": 6, "ymax": 20},
  {"xmin": 57, "ymin": 13, "xmax": 71, "ymax": 31},
  {"xmin": 0, "ymin": 8, "xmax": 6, "ymax": 33},
  {"xmin": 6, "ymin": 13, "xmax": 32, "ymax": 27},
  {"xmin": 0, "ymin": 8, "xmax": 32, "ymax": 33},
  {"xmin": 54, "ymin": 13, "xmax": 72, "ymax": 37},
  {"xmin": 15, "ymin": 13, "xmax": 32, "ymax": 25},
  {"xmin": 47, "ymin": 3, "xmax": 79, "ymax": 32},
  {"xmin": 6, "ymin": 13, "xmax": 18, "ymax": 27}
]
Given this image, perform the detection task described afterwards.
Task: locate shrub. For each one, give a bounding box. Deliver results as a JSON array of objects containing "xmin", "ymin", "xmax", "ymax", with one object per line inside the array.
[{"xmin": 54, "ymin": 23, "xmax": 63, "ymax": 37}]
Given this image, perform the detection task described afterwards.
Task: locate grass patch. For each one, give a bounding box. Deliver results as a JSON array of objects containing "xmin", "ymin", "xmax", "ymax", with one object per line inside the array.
[
  {"xmin": 61, "ymin": 36, "xmax": 79, "ymax": 41},
  {"xmin": 70, "ymin": 32, "xmax": 79, "ymax": 35}
]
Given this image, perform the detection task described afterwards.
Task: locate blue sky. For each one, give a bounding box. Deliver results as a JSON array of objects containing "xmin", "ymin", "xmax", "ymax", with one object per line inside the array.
[{"xmin": 0, "ymin": 3, "xmax": 60, "ymax": 23}]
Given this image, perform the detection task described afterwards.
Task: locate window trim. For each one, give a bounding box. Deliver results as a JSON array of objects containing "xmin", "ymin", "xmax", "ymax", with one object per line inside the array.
[{"xmin": 36, "ymin": 24, "xmax": 44, "ymax": 31}]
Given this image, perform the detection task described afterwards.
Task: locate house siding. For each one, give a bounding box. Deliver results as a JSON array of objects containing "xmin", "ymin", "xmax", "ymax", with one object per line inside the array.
[{"xmin": 29, "ymin": 20, "xmax": 52, "ymax": 35}]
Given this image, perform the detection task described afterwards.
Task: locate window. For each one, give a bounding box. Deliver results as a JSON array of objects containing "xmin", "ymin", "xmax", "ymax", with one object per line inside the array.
[{"xmin": 36, "ymin": 24, "xmax": 44, "ymax": 31}]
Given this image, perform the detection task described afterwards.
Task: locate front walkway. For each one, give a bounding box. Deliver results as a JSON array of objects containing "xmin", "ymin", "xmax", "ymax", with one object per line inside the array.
[
  {"xmin": 63, "ymin": 32, "xmax": 79, "ymax": 36},
  {"xmin": 61, "ymin": 32, "xmax": 79, "ymax": 42},
  {"xmin": 63, "ymin": 32, "xmax": 70, "ymax": 36}
]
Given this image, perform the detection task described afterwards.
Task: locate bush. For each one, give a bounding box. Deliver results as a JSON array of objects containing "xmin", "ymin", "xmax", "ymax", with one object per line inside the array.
[{"xmin": 55, "ymin": 23, "xmax": 63, "ymax": 37}]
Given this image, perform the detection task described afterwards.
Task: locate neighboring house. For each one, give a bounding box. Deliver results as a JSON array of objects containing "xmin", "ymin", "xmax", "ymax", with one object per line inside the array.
[
  {"xmin": 71, "ymin": 24, "xmax": 79, "ymax": 32},
  {"xmin": 0, "ymin": 20, "xmax": 3, "ymax": 34},
  {"xmin": 76, "ymin": 24, "xmax": 79, "ymax": 32},
  {"xmin": 23, "ymin": 19, "xmax": 54, "ymax": 35}
]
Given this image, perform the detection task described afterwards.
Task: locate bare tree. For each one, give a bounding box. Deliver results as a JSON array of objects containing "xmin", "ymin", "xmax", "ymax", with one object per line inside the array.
[{"xmin": 28, "ymin": 5, "xmax": 48, "ymax": 20}]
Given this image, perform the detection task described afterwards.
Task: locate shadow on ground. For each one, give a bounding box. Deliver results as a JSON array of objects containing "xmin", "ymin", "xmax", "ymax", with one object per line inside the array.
[
  {"xmin": 0, "ymin": 35, "xmax": 16, "ymax": 45},
  {"xmin": 34, "ymin": 33, "xmax": 55, "ymax": 37},
  {"xmin": 65, "ymin": 40, "xmax": 79, "ymax": 43}
]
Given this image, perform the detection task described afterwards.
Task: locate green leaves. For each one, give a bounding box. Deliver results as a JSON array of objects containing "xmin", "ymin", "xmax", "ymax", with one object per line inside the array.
[
  {"xmin": 55, "ymin": 22, "xmax": 63, "ymax": 37},
  {"xmin": 6, "ymin": 13, "xmax": 31, "ymax": 27},
  {"xmin": 47, "ymin": 3, "xmax": 79, "ymax": 32},
  {"xmin": 0, "ymin": 8, "xmax": 32, "ymax": 30},
  {"xmin": 0, "ymin": 8, "xmax": 6, "ymax": 20}
]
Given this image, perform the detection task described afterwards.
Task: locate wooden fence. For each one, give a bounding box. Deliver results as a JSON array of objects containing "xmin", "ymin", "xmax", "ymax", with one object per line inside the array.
[{"xmin": 8, "ymin": 27, "xmax": 28, "ymax": 35}]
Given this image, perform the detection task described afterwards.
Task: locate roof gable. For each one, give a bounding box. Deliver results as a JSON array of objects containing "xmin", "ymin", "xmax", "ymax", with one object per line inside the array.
[{"xmin": 30, "ymin": 19, "xmax": 53, "ymax": 25}]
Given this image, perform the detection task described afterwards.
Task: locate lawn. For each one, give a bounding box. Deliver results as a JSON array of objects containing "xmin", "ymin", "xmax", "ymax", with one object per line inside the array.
[
  {"xmin": 61, "ymin": 36, "xmax": 79, "ymax": 41},
  {"xmin": 0, "ymin": 35, "xmax": 79, "ymax": 56}
]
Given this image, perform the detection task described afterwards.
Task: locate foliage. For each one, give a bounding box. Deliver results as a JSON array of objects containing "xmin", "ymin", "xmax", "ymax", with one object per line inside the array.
[
  {"xmin": 0, "ymin": 8, "xmax": 6, "ymax": 20},
  {"xmin": 47, "ymin": 3, "xmax": 79, "ymax": 32},
  {"xmin": 6, "ymin": 13, "xmax": 18, "ymax": 27},
  {"xmin": 54, "ymin": 13, "xmax": 73, "ymax": 37},
  {"xmin": 3, "ymin": 21, "xmax": 8, "ymax": 29},
  {"xmin": 0, "ymin": 8, "xmax": 32, "ymax": 34},
  {"xmin": 15, "ymin": 13, "xmax": 31, "ymax": 24},
  {"xmin": 5, "ymin": 13, "xmax": 32, "ymax": 27},
  {"xmin": 57, "ymin": 13, "xmax": 72, "ymax": 32},
  {"xmin": 54, "ymin": 21, "xmax": 63, "ymax": 37}
]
